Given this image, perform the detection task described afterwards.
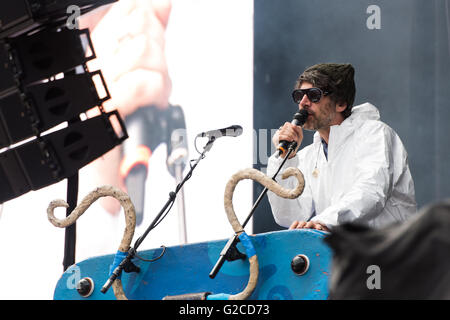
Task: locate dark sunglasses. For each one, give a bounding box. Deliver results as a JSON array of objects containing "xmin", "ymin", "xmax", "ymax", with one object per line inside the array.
[{"xmin": 292, "ymin": 87, "xmax": 331, "ymax": 104}]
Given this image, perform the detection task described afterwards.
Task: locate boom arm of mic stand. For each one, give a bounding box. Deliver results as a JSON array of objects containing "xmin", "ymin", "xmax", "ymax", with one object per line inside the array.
[{"xmin": 209, "ymin": 141, "xmax": 297, "ymax": 279}]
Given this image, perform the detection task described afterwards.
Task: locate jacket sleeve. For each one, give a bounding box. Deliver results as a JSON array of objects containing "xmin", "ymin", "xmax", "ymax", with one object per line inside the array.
[
  {"xmin": 266, "ymin": 151, "xmax": 315, "ymax": 228},
  {"xmin": 311, "ymin": 122, "xmax": 396, "ymax": 228}
]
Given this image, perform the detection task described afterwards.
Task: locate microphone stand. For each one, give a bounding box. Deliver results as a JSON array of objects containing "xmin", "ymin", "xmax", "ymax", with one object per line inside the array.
[
  {"xmin": 209, "ymin": 141, "xmax": 297, "ymax": 279},
  {"xmin": 101, "ymin": 136, "xmax": 216, "ymax": 294},
  {"xmin": 174, "ymin": 164, "xmax": 188, "ymax": 244},
  {"xmin": 62, "ymin": 172, "xmax": 78, "ymax": 271}
]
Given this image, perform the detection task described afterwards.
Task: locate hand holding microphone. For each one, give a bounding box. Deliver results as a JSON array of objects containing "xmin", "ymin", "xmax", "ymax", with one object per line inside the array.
[{"xmin": 274, "ymin": 109, "xmax": 309, "ymax": 158}]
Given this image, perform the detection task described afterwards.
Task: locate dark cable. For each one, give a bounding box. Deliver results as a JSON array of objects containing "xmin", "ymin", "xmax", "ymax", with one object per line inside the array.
[
  {"xmin": 133, "ymin": 245, "xmax": 166, "ymax": 262},
  {"xmin": 194, "ymin": 135, "xmax": 202, "ymax": 154}
]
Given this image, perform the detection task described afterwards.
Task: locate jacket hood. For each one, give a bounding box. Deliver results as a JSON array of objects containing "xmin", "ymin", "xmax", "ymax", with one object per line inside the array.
[
  {"xmin": 349, "ymin": 102, "xmax": 380, "ymax": 121},
  {"xmin": 313, "ymin": 102, "xmax": 381, "ymax": 144}
]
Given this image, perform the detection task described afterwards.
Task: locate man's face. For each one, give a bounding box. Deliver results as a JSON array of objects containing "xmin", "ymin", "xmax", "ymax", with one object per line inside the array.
[{"xmin": 297, "ymin": 82, "xmax": 338, "ymax": 131}]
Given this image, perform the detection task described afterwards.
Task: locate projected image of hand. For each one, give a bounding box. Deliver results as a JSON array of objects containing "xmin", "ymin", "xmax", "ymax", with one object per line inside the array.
[
  {"xmin": 79, "ymin": 0, "xmax": 173, "ymax": 214},
  {"xmin": 80, "ymin": 0, "xmax": 172, "ymax": 117}
]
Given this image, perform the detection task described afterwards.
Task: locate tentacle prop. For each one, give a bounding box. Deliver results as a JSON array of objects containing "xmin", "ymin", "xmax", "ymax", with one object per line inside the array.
[
  {"xmin": 47, "ymin": 185, "xmax": 136, "ymax": 300},
  {"xmin": 209, "ymin": 167, "xmax": 304, "ymax": 300}
]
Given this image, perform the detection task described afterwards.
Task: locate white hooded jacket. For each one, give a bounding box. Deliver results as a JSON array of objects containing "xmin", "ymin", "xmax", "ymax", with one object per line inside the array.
[{"xmin": 267, "ymin": 102, "xmax": 417, "ymax": 229}]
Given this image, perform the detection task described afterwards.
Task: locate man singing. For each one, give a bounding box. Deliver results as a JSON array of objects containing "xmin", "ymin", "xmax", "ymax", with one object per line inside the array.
[{"xmin": 268, "ymin": 63, "xmax": 417, "ymax": 231}]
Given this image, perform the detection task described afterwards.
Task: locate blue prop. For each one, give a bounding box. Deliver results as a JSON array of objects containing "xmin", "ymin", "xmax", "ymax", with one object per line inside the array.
[{"xmin": 54, "ymin": 229, "xmax": 331, "ymax": 300}]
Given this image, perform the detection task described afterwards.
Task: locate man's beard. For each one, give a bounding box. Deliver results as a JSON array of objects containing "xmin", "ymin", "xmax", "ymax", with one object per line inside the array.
[{"xmin": 303, "ymin": 101, "xmax": 336, "ymax": 131}]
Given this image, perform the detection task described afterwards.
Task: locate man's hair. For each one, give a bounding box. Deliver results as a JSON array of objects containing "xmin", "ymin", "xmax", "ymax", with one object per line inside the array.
[{"xmin": 295, "ymin": 63, "xmax": 356, "ymax": 118}]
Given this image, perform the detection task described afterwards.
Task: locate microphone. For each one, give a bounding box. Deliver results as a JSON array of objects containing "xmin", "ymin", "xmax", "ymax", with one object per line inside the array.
[
  {"xmin": 196, "ymin": 125, "xmax": 243, "ymax": 140},
  {"xmin": 121, "ymin": 106, "xmax": 163, "ymax": 226},
  {"xmin": 277, "ymin": 109, "xmax": 309, "ymax": 156},
  {"xmin": 120, "ymin": 105, "xmax": 188, "ymax": 226},
  {"xmin": 162, "ymin": 106, "xmax": 188, "ymax": 178}
]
